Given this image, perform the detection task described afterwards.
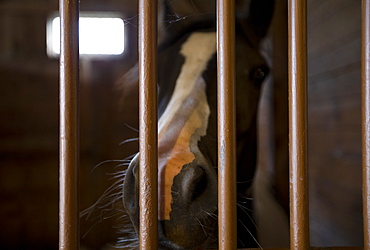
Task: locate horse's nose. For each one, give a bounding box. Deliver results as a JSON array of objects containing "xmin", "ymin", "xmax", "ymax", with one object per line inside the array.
[
  {"xmin": 123, "ymin": 155, "xmax": 218, "ymax": 248},
  {"xmin": 158, "ymin": 161, "xmax": 218, "ymax": 248},
  {"xmin": 169, "ymin": 161, "xmax": 218, "ymax": 223},
  {"xmin": 173, "ymin": 163, "xmax": 208, "ymax": 206},
  {"xmin": 123, "ymin": 154, "xmax": 140, "ymax": 231}
]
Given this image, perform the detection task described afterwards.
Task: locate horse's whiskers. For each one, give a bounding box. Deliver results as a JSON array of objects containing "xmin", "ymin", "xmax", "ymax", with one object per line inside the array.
[
  {"xmin": 237, "ymin": 218, "xmax": 263, "ymax": 250},
  {"xmin": 203, "ymin": 210, "xmax": 218, "ymax": 219},
  {"xmin": 119, "ymin": 137, "xmax": 139, "ymax": 146},
  {"xmin": 238, "ymin": 192, "xmax": 254, "ymax": 201},
  {"xmin": 196, "ymin": 218, "xmax": 209, "ymax": 236},
  {"xmin": 109, "ymin": 170, "xmax": 127, "ymax": 180},
  {"xmin": 237, "ymin": 202, "xmax": 259, "ymax": 232},
  {"xmin": 123, "ymin": 123, "xmax": 139, "ymax": 133},
  {"xmin": 236, "ymin": 179, "xmax": 254, "ymax": 185},
  {"xmin": 90, "ymin": 154, "xmax": 134, "ymax": 174}
]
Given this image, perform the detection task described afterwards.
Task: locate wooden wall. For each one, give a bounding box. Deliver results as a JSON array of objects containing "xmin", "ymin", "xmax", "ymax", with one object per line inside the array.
[
  {"xmin": 0, "ymin": 0, "xmax": 139, "ymax": 248},
  {"xmin": 307, "ymin": 0, "xmax": 363, "ymax": 246},
  {"xmin": 259, "ymin": 0, "xmax": 363, "ymax": 247}
]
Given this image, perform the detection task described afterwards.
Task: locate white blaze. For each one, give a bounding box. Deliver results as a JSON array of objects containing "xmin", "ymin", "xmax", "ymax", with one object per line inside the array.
[{"xmin": 157, "ymin": 32, "xmax": 217, "ymax": 220}]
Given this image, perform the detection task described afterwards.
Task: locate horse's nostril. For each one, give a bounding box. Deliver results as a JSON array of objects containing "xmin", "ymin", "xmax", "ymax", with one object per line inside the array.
[
  {"xmin": 181, "ymin": 166, "xmax": 208, "ymax": 203},
  {"xmin": 190, "ymin": 168, "xmax": 207, "ymax": 202},
  {"xmin": 123, "ymin": 154, "xmax": 140, "ymax": 219},
  {"xmin": 131, "ymin": 160, "xmax": 139, "ymax": 179},
  {"xmin": 129, "ymin": 201, "xmax": 136, "ymax": 210}
]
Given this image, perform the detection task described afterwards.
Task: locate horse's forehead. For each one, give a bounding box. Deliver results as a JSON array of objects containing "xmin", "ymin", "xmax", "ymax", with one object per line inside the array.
[
  {"xmin": 166, "ymin": 0, "xmax": 216, "ymax": 16},
  {"xmin": 157, "ymin": 32, "xmax": 216, "ymax": 220}
]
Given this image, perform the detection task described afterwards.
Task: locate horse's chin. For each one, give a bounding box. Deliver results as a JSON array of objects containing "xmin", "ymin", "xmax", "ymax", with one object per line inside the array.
[
  {"xmin": 156, "ymin": 219, "xmax": 215, "ymax": 250},
  {"xmin": 157, "ymin": 238, "xmax": 209, "ymax": 250}
]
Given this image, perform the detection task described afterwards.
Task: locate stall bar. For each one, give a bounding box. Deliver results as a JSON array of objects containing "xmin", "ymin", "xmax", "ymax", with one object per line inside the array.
[
  {"xmin": 59, "ymin": 0, "xmax": 80, "ymax": 249},
  {"xmin": 138, "ymin": 0, "xmax": 158, "ymax": 249},
  {"xmin": 288, "ymin": 0, "xmax": 309, "ymax": 249},
  {"xmin": 362, "ymin": 0, "xmax": 370, "ymax": 249},
  {"xmin": 217, "ymin": 0, "xmax": 237, "ymax": 249}
]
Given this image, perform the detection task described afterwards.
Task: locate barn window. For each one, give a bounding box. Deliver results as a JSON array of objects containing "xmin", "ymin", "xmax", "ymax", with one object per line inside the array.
[{"xmin": 47, "ymin": 13, "xmax": 125, "ymax": 57}]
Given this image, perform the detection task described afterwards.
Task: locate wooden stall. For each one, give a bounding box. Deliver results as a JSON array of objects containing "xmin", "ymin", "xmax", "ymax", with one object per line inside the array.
[
  {"xmin": 0, "ymin": 0, "xmax": 139, "ymax": 248},
  {"xmin": 0, "ymin": 0, "xmax": 367, "ymax": 248}
]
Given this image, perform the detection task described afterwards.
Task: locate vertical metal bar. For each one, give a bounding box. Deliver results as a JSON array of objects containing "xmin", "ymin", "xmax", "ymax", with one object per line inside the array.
[
  {"xmin": 59, "ymin": 0, "xmax": 80, "ymax": 249},
  {"xmin": 288, "ymin": 0, "xmax": 310, "ymax": 249},
  {"xmin": 362, "ymin": 0, "xmax": 370, "ymax": 249},
  {"xmin": 217, "ymin": 0, "xmax": 236, "ymax": 249},
  {"xmin": 138, "ymin": 0, "xmax": 158, "ymax": 249}
]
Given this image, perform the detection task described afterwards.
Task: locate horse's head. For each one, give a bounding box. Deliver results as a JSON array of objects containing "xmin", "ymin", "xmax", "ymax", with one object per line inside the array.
[{"xmin": 123, "ymin": 0, "xmax": 274, "ymax": 248}]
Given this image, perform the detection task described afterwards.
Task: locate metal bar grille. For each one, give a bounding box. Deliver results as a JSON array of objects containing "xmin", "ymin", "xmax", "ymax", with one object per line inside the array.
[
  {"xmin": 288, "ymin": 0, "xmax": 310, "ymax": 249},
  {"xmin": 57, "ymin": 0, "xmax": 370, "ymax": 249},
  {"xmin": 217, "ymin": 0, "xmax": 237, "ymax": 249},
  {"xmin": 58, "ymin": 0, "xmax": 80, "ymax": 249},
  {"xmin": 362, "ymin": 0, "xmax": 370, "ymax": 249},
  {"xmin": 138, "ymin": 0, "xmax": 158, "ymax": 249}
]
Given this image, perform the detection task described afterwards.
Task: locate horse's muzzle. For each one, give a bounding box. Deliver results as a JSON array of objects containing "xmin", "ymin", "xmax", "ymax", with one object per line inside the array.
[{"xmin": 123, "ymin": 154, "xmax": 218, "ymax": 249}]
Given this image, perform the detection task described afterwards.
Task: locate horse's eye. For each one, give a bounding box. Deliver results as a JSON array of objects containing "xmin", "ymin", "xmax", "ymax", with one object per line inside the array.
[{"xmin": 250, "ymin": 65, "xmax": 269, "ymax": 84}]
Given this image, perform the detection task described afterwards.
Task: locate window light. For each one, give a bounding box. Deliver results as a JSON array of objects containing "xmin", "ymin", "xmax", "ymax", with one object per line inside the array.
[{"xmin": 47, "ymin": 13, "xmax": 125, "ymax": 57}]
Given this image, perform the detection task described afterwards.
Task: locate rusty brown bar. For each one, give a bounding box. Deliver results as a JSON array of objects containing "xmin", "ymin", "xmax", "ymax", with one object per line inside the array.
[
  {"xmin": 362, "ymin": 0, "xmax": 370, "ymax": 249},
  {"xmin": 59, "ymin": 0, "xmax": 80, "ymax": 249},
  {"xmin": 138, "ymin": 0, "xmax": 158, "ymax": 249},
  {"xmin": 217, "ymin": 0, "xmax": 237, "ymax": 249},
  {"xmin": 288, "ymin": 0, "xmax": 310, "ymax": 249}
]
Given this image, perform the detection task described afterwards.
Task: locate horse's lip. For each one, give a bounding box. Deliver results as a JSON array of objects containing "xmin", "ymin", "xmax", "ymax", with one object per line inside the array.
[
  {"xmin": 157, "ymin": 240, "xmax": 185, "ymax": 250},
  {"xmin": 157, "ymin": 243, "xmax": 205, "ymax": 250},
  {"xmin": 157, "ymin": 235, "xmax": 208, "ymax": 250}
]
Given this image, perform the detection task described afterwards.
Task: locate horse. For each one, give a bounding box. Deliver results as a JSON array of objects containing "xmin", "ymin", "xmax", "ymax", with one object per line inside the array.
[{"xmin": 120, "ymin": 0, "xmax": 275, "ymax": 249}]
